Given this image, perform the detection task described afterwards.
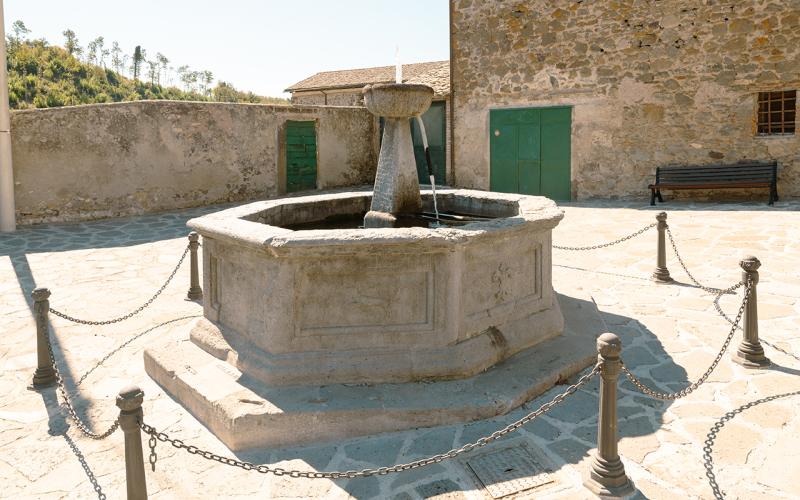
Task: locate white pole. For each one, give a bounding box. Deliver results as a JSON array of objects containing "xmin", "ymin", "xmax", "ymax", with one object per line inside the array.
[{"xmin": 0, "ymin": 0, "xmax": 16, "ymax": 232}]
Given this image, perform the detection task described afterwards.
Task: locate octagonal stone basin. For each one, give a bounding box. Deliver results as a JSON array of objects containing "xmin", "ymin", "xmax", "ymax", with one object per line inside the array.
[{"xmin": 183, "ymin": 188, "xmax": 564, "ymax": 386}]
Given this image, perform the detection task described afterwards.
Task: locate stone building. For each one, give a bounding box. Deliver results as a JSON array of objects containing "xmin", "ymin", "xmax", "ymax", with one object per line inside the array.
[
  {"xmin": 450, "ymin": 0, "xmax": 799, "ymax": 200},
  {"xmin": 286, "ymin": 61, "xmax": 453, "ymax": 184}
]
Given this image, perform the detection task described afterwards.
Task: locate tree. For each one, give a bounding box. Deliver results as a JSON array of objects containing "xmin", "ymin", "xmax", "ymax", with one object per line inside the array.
[
  {"xmin": 62, "ymin": 29, "xmax": 79, "ymax": 56},
  {"xmin": 177, "ymin": 65, "xmax": 190, "ymax": 91},
  {"xmin": 87, "ymin": 39, "xmax": 98, "ymax": 64},
  {"xmin": 5, "ymin": 22, "xmax": 281, "ymax": 109},
  {"xmin": 188, "ymin": 71, "xmax": 199, "ymax": 93},
  {"xmin": 156, "ymin": 53, "xmax": 169, "ymax": 86},
  {"xmin": 11, "ymin": 20, "xmax": 31, "ymax": 41},
  {"xmin": 90, "ymin": 37, "xmax": 106, "ymax": 66},
  {"xmin": 111, "ymin": 41, "xmax": 123, "ymax": 74},
  {"xmin": 131, "ymin": 45, "xmax": 144, "ymax": 81},
  {"xmin": 146, "ymin": 60, "xmax": 159, "ymax": 85},
  {"xmin": 203, "ymin": 70, "xmax": 214, "ymax": 97}
]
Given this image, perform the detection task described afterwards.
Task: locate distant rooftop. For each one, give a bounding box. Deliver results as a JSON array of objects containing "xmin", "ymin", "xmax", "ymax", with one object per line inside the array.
[{"xmin": 285, "ymin": 61, "xmax": 450, "ymax": 97}]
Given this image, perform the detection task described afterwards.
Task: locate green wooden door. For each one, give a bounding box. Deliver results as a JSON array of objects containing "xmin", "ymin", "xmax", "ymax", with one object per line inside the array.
[
  {"xmin": 285, "ymin": 120, "xmax": 317, "ymax": 192},
  {"xmin": 411, "ymin": 101, "xmax": 447, "ymax": 184},
  {"xmin": 490, "ymin": 107, "xmax": 571, "ymax": 200}
]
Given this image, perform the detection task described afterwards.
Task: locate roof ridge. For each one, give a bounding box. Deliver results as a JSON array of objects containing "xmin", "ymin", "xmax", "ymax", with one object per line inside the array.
[
  {"xmin": 311, "ymin": 60, "xmax": 448, "ymax": 76},
  {"xmin": 285, "ymin": 60, "xmax": 450, "ymax": 93}
]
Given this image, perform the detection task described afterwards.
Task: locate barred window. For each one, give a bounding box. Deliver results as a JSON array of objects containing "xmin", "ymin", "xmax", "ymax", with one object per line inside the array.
[{"xmin": 757, "ymin": 90, "xmax": 795, "ymax": 135}]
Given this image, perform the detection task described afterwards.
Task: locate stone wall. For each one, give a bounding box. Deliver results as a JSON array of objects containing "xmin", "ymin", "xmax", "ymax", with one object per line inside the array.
[
  {"xmin": 11, "ymin": 101, "xmax": 378, "ymax": 224},
  {"xmin": 451, "ymin": 0, "xmax": 800, "ymax": 200}
]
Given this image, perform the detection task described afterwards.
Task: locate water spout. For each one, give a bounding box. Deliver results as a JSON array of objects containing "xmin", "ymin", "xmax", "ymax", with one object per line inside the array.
[
  {"xmin": 414, "ymin": 115, "xmax": 441, "ymax": 227},
  {"xmin": 395, "ymin": 46, "xmax": 402, "ymax": 83}
]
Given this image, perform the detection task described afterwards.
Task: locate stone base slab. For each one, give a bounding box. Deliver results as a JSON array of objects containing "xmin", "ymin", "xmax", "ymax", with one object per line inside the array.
[{"xmin": 144, "ymin": 291, "xmax": 603, "ymax": 451}]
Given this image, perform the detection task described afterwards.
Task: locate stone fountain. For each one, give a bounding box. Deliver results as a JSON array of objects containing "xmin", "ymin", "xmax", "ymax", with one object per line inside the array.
[{"xmin": 144, "ymin": 83, "xmax": 600, "ymax": 451}]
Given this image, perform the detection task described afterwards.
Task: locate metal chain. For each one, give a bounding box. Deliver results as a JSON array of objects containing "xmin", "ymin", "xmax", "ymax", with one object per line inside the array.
[
  {"xmin": 140, "ymin": 363, "xmax": 600, "ymax": 479},
  {"xmin": 62, "ymin": 433, "xmax": 108, "ymax": 500},
  {"xmin": 714, "ymin": 290, "xmax": 800, "ymax": 363},
  {"xmin": 77, "ymin": 315, "xmax": 201, "ymax": 387},
  {"xmin": 621, "ymin": 280, "xmax": 751, "ymax": 400},
  {"xmin": 553, "ymin": 222, "xmax": 656, "ymax": 251},
  {"xmin": 49, "ymin": 244, "xmax": 191, "ymax": 325},
  {"xmin": 46, "ymin": 330, "xmax": 120, "ymax": 439},
  {"xmin": 666, "ymin": 227, "xmax": 739, "ymax": 295},
  {"xmin": 702, "ymin": 390, "xmax": 800, "ymax": 500}
]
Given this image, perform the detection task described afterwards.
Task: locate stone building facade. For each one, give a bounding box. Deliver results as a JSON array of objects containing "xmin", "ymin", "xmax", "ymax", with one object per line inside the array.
[{"xmin": 450, "ymin": 0, "xmax": 799, "ymax": 200}]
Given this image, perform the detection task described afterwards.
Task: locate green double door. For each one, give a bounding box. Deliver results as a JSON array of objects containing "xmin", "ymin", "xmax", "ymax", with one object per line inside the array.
[
  {"xmin": 285, "ymin": 120, "xmax": 317, "ymax": 193},
  {"xmin": 489, "ymin": 107, "xmax": 571, "ymax": 200}
]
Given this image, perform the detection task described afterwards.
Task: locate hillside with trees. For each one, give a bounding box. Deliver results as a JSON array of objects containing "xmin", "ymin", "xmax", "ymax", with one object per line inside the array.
[{"xmin": 6, "ymin": 21, "xmax": 288, "ymax": 109}]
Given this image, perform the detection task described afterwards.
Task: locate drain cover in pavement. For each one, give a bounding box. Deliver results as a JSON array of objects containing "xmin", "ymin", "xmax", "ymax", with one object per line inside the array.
[{"xmin": 466, "ymin": 445, "xmax": 556, "ymax": 498}]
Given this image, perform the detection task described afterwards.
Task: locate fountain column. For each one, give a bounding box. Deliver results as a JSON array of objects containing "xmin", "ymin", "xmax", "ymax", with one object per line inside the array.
[{"xmin": 363, "ymin": 84, "xmax": 433, "ymax": 228}]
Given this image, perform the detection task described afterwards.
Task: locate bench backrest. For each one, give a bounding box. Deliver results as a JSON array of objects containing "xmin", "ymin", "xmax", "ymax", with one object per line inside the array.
[{"xmin": 656, "ymin": 162, "xmax": 777, "ymax": 185}]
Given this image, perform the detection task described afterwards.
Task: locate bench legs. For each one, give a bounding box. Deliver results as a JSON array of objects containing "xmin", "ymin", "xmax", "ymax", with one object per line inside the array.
[
  {"xmin": 769, "ymin": 185, "xmax": 778, "ymax": 205},
  {"xmin": 650, "ymin": 189, "xmax": 664, "ymax": 206}
]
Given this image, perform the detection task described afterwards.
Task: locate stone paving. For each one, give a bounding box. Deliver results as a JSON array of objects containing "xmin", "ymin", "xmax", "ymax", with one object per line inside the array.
[{"xmin": 1, "ymin": 200, "xmax": 799, "ymax": 499}]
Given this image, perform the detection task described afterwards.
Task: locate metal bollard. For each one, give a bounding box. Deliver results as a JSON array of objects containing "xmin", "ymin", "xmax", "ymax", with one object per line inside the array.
[
  {"xmin": 30, "ymin": 287, "xmax": 56, "ymax": 390},
  {"xmin": 186, "ymin": 232, "xmax": 203, "ymax": 300},
  {"xmin": 651, "ymin": 212, "xmax": 672, "ymax": 283},
  {"xmin": 584, "ymin": 333, "xmax": 634, "ymax": 497},
  {"xmin": 732, "ymin": 256, "xmax": 770, "ymax": 368},
  {"xmin": 117, "ymin": 385, "xmax": 148, "ymax": 500}
]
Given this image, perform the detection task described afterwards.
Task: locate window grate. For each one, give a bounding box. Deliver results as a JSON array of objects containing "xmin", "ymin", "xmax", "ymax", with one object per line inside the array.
[{"xmin": 757, "ymin": 90, "xmax": 796, "ymax": 136}]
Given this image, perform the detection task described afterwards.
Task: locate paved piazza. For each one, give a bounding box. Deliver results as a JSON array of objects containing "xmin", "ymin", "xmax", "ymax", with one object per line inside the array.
[{"xmin": 1, "ymin": 200, "xmax": 799, "ymax": 499}]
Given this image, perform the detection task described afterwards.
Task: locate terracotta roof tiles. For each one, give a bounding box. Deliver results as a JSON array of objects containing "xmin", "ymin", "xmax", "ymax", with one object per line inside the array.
[{"xmin": 285, "ymin": 61, "xmax": 450, "ymax": 97}]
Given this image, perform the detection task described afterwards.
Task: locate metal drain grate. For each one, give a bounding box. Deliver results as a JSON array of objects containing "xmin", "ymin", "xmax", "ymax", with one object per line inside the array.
[{"xmin": 466, "ymin": 445, "xmax": 556, "ymax": 499}]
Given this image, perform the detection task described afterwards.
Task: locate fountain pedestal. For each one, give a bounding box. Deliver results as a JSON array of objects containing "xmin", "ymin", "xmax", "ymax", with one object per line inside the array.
[{"xmin": 363, "ymin": 83, "xmax": 433, "ymax": 228}]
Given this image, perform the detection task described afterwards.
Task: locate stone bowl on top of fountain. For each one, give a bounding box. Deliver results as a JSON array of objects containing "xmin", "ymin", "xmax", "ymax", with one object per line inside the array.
[{"xmin": 363, "ymin": 83, "xmax": 434, "ymax": 118}]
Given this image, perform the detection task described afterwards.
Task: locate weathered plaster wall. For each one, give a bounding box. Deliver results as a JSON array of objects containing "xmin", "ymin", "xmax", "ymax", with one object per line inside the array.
[
  {"xmin": 451, "ymin": 0, "xmax": 800, "ymax": 200},
  {"xmin": 11, "ymin": 100, "xmax": 378, "ymax": 224}
]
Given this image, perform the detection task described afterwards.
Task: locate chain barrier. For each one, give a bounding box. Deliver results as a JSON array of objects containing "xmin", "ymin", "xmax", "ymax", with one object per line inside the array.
[
  {"xmin": 46, "ymin": 330, "xmax": 120, "ymax": 439},
  {"xmin": 713, "ymin": 292, "xmax": 800, "ymax": 363},
  {"xmin": 62, "ymin": 433, "xmax": 108, "ymax": 500},
  {"xmin": 49, "ymin": 244, "xmax": 191, "ymax": 325},
  {"xmin": 553, "ymin": 222, "xmax": 656, "ymax": 251},
  {"xmin": 76, "ymin": 315, "xmax": 200, "ymax": 387},
  {"xmin": 703, "ymin": 390, "xmax": 800, "ymax": 500},
  {"xmin": 621, "ymin": 280, "xmax": 751, "ymax": 400},
  {"xmin": 666, "ymin": 227, "xmax": 739, "ymax": 295},
  {"xmin": 46, "ymin": 314, "xmax": 200, "ymax": 439},
  {"xmin": 139, "ymin": 363, "xmax": 599, "ymax": 478}
]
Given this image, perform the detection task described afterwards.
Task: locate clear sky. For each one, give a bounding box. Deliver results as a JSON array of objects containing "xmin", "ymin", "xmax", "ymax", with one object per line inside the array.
[{"xmin": 4, "ymin": 0, "xmax": 450, "ymax": 97}]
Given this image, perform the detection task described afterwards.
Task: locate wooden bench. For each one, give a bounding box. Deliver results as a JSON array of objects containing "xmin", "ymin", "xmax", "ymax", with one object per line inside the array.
[{"xmin": 649, "ymin": 161, "xmax": 778, "ymax": 206}]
